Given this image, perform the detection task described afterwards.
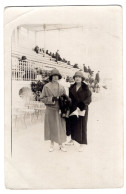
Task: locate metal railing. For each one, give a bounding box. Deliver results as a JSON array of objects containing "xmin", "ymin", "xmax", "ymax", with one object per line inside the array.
[
  {"xmin": 12, "ymin": 57, "xmax": 37, "ymax": 81},
  {"xmin": 11, "ymin": 46, "xmax": 78, "ymax": 81}
]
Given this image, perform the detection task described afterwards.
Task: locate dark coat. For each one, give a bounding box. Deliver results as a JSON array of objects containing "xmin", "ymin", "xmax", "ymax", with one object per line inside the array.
[
  {"xmin": 55, "ymin": 52, "xmax": 62, "ymax": 62},
  {"xmin": 67, "ymin": 82, "xmax": 92, "ymax": 144},
  {"xmin": 95, "ymin": 73, "xmax": 100, "ymax": 83},
  {"xmin": 84, "ymin": 65, "xmax": 88, "ymax": 72}
]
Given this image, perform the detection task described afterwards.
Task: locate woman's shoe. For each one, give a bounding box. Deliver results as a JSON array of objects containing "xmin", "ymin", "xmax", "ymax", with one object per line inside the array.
[
  {"xmin": 49, "ymin": 143, "xmax": 54, "ymax": 152},
  {"xmin": 78, "ymin": 145, "xmax": 84, "ymax": 152},
  {"xmin": 65, "ymin": 140, "xmax": 74, "ymax": 146},
  {"xmin": 49, "ymin": 146, "xmax": 54, "ymax": 152},
  {"xmin": 59, "ymin": 145, "xmax": 67, "ymax": 152}
]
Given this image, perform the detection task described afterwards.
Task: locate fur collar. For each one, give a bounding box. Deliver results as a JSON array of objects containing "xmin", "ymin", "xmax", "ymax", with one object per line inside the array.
[{"xmin": 70, "ymin": 82, "xmax": 88, "ymax": 91}]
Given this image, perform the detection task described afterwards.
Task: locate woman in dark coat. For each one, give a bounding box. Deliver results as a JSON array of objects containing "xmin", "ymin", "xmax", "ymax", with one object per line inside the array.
[{"xmin": 67, "ymin": 71, "xmax": 92, "ymax": 151}]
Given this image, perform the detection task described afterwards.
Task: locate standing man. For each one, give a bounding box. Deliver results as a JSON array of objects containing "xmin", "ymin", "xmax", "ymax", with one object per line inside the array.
[
  {"xmin": 55, "ymin": 50, "xmax": 62, "ymax": 62},
  {"xmin": 83, "ymin": 64, "xmax": 88, "ymax": 72},
  {"xmin": 95, "ymin": 71, "xmax": 100, "ymax": 83},
  {"xmin": 87, "ymin": 66, "xmax": 92, "ymax": 75},
  {"xmin": 94, "ymin": 71, "xmax": 100, "ymax": 93}
]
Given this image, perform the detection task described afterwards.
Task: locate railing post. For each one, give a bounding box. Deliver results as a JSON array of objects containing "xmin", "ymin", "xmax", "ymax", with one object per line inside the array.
[
  {"xmin": 28, "ymin": 61, "xmax": 30, "ymax": 81},
  {"xmin": 25, "ymin": 62, "xmax": 28, "ymax": 81},
  {"xmin": 43, "ymin": 24, "xmax": 46, "ymax": 57},
  {"xmin": 30, "ymin": 61, "xmax": 32, "ymax": 81},
  {"xmin": 58, "ymin": 28, "xmax": 60, "ymax": 50},
  {"xmin": 23, "ymin": 61, "xmax": 25, "ymax": 81},
  {"xmin": 17, "ymin": 27, "xmax": 20, "ymax": 46}
]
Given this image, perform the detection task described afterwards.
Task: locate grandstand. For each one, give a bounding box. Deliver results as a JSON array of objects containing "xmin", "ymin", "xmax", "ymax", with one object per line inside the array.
[
  {"xmin": 11, "ymin": 24, "xmax": 83, "ymax": 82},
  {"xmin": 11, "ymin": 24, "xmax": 83, "ymax": 114},
  {"xmin": 12, "ymin": 45, "xmax": 77, "ymax": 81}
]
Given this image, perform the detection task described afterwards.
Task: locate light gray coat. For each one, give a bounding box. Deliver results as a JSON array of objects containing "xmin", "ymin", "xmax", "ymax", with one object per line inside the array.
[{"xmin": 40, "ymin": 82, "xmax": 66, "ymax": 144}]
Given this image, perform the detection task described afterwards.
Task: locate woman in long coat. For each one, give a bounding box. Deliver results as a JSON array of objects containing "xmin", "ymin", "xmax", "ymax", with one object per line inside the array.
[
  {"xmin": 67, "ymin": 71, "xmax": 92, "ymax": 152},
  {"xmin": 40, "ymin": 68, "xmax": 67, "ymax": 152}
]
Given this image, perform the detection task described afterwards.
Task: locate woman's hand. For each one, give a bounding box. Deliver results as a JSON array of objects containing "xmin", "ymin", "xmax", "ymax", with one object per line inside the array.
[
  {"xmin": 52, "ymin": 97, "xmax": 59, "ymax": 102},
  {"xmin": 77, "ymin": 102, "xmax": 85, "ymax": 111}
]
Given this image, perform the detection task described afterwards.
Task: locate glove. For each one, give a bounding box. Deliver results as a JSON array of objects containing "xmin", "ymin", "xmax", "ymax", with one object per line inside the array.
[
  {"xmin": 52, "ymin": 97, "xmax": 59, "ymax": 102},
  {"xmin": 77, "ymin": 102, "xmax": 85, "ymax": 111}
]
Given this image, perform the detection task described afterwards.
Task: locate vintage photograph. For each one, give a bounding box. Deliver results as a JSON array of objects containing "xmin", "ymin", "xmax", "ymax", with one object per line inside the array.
[{"xmin": 4, "ymin": 6, "xmax": 123, "ymax": 189}]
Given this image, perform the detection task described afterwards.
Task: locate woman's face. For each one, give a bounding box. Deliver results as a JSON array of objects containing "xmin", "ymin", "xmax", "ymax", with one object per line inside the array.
[
  {"xmin": 75, "ymin": 76, "xmax": 82, "ymax": 83},
  {"xmin": 52, "ymin": 75, "xmax": 59, "ymax": 82}
]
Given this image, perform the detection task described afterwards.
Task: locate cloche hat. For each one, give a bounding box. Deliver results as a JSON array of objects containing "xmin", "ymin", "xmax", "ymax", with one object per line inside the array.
[
  {"xmin": 49, "ymin": 68, "xmax": 62, "ymax": 80},
  {"xmin": 73, "ymin": 71, "xmax": 85, "ymax": 81}
]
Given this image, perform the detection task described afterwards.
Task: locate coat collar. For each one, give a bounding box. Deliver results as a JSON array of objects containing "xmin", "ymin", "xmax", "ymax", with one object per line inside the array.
[
  {"xmin": 70, "ymin": 82, "xmax": 88, "ymax": 99},
  {"xmin": 45, "ymin": 82, "xmax": 63, "ymax": 96},
  {"xmin": 70, "ymin": 82, "xmax": 88, "ymax": 91}
]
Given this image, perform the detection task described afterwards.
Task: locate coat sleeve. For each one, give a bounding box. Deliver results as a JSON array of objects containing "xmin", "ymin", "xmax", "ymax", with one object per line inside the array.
[
  {"xmin": 83, "ymin": 89, "xmax": 92, "ymax": 106},
  {"xmin": 69, "ymin": 89, "xmax": 73, "ymax": 100},
  {"xmin": 40, "ymin": 86, "xmax": 55, "ymax": 105},
  {"xmin": 69, "ymin": 88, "xmax": 75, "ymax": 107}
]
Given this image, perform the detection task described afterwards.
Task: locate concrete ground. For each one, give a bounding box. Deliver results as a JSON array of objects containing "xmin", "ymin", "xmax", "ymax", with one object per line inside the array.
[{"xmin": 5, "ymin": 87, "xmax": 123, "ymax": 189}]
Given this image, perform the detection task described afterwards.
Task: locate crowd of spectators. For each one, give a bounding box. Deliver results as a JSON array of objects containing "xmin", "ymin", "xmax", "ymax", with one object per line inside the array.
[
  {"xmin": 83, "ymin": 64, "xmax": 100, "ymax": 93},
  {"xmin": 19, "ymin": 47, "xmax": 101, "ymax": 93},
  {"xmin": 34, "ymin": 46, "xmax": 81, "ymax": 68}
]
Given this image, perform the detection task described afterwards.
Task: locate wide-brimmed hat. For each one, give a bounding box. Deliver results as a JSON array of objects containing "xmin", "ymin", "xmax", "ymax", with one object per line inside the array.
[
  {"xmin": 73, "ymin": 71, "xmax": 85, "ymax": 81},
  {"xmin": 49, "ymin": 68, "xmax": 62, "ymax": 80}
]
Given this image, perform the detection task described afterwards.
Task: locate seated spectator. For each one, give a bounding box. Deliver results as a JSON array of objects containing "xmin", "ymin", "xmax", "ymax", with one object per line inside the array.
[
  {"xmin": 39, "ymin": 48, "xmax": 44, "ymax": 54},
  {"xmin": 62, "ymin": 58, "xmax": 66, "ymax": 63},
  {"xmin": 34, "ymin": 46, "xmax": 39, "ymax": 54},
  {"xmin": 49, "ymin": 52, "xmax": 52, "ymax": 56},
  {"xmin": 19, "ymin": 56, "xmax": 27, "ymax": 61},
  {"xmin": 42, "ymin": 48, "xmax": 45, "ymax": 53},
  {"xmin": 46, "ymin": 50, "xmax": 49, "ymax": 55},
  {"xmin": 39, "ymin": 48, "xmax": 45, "ymax": 56},
  {"xmin": 52, "ymin": 53, "xmax": 56, "ymax": 58},
  {"xmin": 62, "ymin": 59, "xmax": 67, "ymax": 63},
  {"xmin": 73, "ymin": 63, "xmax": 79, "ymax": 69},
  {"xmin": 67, "ymin": 61, "xmax": 71, "ymax": 65}
]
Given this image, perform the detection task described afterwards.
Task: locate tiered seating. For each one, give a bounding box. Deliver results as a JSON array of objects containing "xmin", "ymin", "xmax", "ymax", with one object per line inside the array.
[
  {"xmin": 11, "ymin": 45, "xmax": 77, "ymax": 81},
  {"xmin": 12, "ymin": 45, "xmax": 74, "ymax": 69}
]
